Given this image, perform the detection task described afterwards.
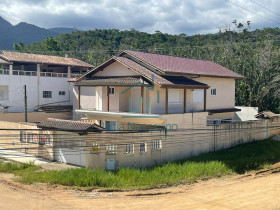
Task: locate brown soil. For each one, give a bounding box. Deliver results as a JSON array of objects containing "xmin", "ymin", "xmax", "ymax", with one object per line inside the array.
[{"xmin": 1, "ymin": 167, "xmax": 280, "ymax": 210}]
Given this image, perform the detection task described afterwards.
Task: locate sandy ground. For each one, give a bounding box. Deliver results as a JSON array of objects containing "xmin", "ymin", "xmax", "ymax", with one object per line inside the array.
[{"xmin": 0, "ymin": 168, "xmax": 280, "ymax": 210}]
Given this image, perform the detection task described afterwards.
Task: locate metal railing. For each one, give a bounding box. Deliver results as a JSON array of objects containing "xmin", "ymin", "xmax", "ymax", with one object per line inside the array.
[
  {"xmin": 12, "ymin": 70, "xmax": 37, "ymax": 76},
  {"xmin": 40, "ymin": 72, "xmax": 68, "ymax": 78},
  {"xmin": 70, "ymin": 73, "xmax": 83, "ymax": 78},
  {"xmin": 0, "ymin": 69, "xmax": 9, "ymax": 75}
]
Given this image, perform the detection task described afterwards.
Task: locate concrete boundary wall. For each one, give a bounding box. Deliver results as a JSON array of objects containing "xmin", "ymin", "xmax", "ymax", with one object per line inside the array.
[{"xmin": 0, "ymin": 117, "xmax": 279, "ymax": 169}]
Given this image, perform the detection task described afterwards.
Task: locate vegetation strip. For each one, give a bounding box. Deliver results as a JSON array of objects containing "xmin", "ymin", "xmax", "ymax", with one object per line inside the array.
[{"xmin": 1, "ymin": 139, "xmax": 280, "ymax": 189}]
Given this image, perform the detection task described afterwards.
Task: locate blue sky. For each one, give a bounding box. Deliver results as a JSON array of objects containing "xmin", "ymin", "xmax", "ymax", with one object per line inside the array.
[{"xmin": 0, "ymin": 0, "xmax": 279, "ymax": 35}]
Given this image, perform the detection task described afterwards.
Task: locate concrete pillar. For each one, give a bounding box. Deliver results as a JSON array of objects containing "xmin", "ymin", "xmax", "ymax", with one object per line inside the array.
[
  {"xmin": 9, "ymin": 65, "xmax": 13, "ymax": 76},
  {"xmin": 68, "ymin": 66, "xmax": 71, "ymax": 79}
]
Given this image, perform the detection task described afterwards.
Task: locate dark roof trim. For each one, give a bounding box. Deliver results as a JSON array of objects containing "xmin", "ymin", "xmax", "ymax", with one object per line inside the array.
[
  {"xmin": 208, "ymin": 108, "xmax": 241, "ymax": 114},
  {"xmin": 37, "ymin": 118, "xmax": 103, "ymax": 133}
]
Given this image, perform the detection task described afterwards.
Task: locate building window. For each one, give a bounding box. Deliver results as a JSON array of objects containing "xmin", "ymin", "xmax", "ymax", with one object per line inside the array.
[
  {"xmin": 193, "ymin": 89, "xmax": 204, "ymax": 103},
  {"xmin": 168, "ymin": 89, "xmax": 182, "ymax": 104},
  {"xmin": 211, "ymin": 88, "xmax": 216, "ymax": 96},
  {"xmin": 139, "ymin": 142, "xmax": 147, "ymax": 153},
  {"xmin": 109, "ymin": 87, "xmax": 115, "ymax": 95},
  {"xmin": 106, "ymin": 144, "xmax": 117, "ymax": 154},
  {"xmin": 43, "ymin": 91, "xmax": 52, "ymax": 98},
  {"xmin": 105, "ymin": 121, "xmax": 117, "ymax": 131},
  {"xmin": 151, "ymin": 140, "xmax": 162, "ymax": 151},
  {"xmin": 39, "ymin": 134, "xmax": 51, "ymax": 145},
  {"xmin": 91, "ymin": 143, "xmax": 100, "ymax": 154},
  {"xmin": 59, "ymin": 91, "xmax": 65, "ymax": 96},
  {"xmin": 20, "ymin": 131, "xmax": 26, "ymax": 142},
  {"xmin": 124, "ymin": 144, "xmax": 134, "ymax": 154}
]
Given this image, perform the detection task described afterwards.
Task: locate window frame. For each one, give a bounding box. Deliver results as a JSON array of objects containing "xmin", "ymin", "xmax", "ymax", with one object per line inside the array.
[
  {"xmin": 39, "ymin": 134, "xmax": 51, "ymax": 145},
  {"xmin": 59, "ymin": 91, "xmax": 66, "ymax": 96},
  {"xmin": 151, "ymin": 140, "xmax": 162, "ymax": 151},
  {"xmin": 42, "ymin": 91, "xmax": 52, "ymax": 98},
  {"xmin": 106, "ymin": 144, "xmax": 117, "ymax": 154},
  {"xmin": 124, "ymin": 143, "xmax": 134, "ymax": 154},
  {"xmin": 210, "ymin": 88, "xmax": 216, "ymax": 96},
  {"xmin": 139, "ymin": 142, "xmax": 147, "ymax": 153},
  {"xmin": 109, "ymin": 87, "xmax": 115, "ymax": 95},
  {"xmin": 91, "ymin": 142, "xmax": 100, "ymax": 154}
]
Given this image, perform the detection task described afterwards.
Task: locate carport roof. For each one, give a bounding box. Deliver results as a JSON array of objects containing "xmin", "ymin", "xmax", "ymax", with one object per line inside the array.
[{"xmin": 37, "ymin": 118, "xmax": 103, "ymax": 132}]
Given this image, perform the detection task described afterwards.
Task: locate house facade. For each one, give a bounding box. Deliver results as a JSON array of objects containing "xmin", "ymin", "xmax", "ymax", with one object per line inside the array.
[
  {"xmin": 73, "ymin": 50, "xmax": 244, "ymax": 128},
  {"xmin": 0, "ymin": 51, "xmax": 93, "ymax": 113}
]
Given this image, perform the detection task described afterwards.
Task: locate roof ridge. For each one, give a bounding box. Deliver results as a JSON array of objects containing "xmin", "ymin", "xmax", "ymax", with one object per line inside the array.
[
  {"xmin": 0, "ymin": 50, "xmax": 78, "ymax": 60},
  {"xmin": 123, "ymin": 49, "xmax": 210, "ymax": 62}
]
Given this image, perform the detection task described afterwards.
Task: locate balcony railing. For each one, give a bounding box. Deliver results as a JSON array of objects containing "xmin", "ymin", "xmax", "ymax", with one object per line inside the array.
[
  {"xmin": 0, "ymin": 69, "xmax": 9, "ymax": 75},
  {"xmin": 70, "ymin": 73, "xmax": 83, "ymax": 78},
  {"xmin": 40, "ymin": 72, "xmax": 67, "ymax": 78},
  {"xmin": 12, "ymin": 70, "xmax": 37, "ymax": 76}
]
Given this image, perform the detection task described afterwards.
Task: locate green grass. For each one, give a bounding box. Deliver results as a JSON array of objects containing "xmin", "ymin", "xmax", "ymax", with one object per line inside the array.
[
  {"xmin": 0, "ymin": 161, "xmax": 39, "ymax": 174},
  {"xmin": 12, "ymin": 139, "xmax": 280, "ymax": 189}
]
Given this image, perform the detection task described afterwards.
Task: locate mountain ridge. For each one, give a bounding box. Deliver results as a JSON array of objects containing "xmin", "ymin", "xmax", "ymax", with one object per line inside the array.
[{"xmin": 0, "ymin": 16, "xmax": 74, "ymax": 50}]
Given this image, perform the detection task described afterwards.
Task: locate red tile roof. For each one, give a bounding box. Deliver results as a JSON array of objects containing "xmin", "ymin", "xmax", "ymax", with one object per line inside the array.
[
  {"xmin": 0, "ymin": 51, "xmax": 93, "ymax": 68},
  {"xmin": 123, "ymin": 50, "xmax": 245, "ymax": 79}
]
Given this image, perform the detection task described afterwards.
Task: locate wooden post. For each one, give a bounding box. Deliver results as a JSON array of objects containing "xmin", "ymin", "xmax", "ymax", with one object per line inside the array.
[
  {"xmin": 107, "ymin": 86, "xmax": 109, "ymax": 111},
  {"xmin": 204, "ymin": 89, "xmax": 207, "ymax": 111},
  {"xmin": 141, "ymin": 86, "xmax": 144, "ymax": 113},
  {"xmin": 78, "ymin": 86, "xmax": 81, "ymax": 109},
  {"xmin": 165, "ymin": 87, "xmax": 168, "ymax": 114},
  {"xmin": 183, "ymin": 88, "xmax": 186, "ymax": 113}
]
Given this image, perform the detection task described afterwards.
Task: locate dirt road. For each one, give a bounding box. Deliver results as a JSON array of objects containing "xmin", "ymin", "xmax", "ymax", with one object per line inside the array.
[{"xmin": 1, "ymin": 170, "xmax": 280, "ymax": 210}]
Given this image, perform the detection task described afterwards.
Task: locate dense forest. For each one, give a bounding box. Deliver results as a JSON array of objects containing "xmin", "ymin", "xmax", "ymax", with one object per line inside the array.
[{"xmin": 14, "ymin": 22, "xmax": 280, "ymax": 113}]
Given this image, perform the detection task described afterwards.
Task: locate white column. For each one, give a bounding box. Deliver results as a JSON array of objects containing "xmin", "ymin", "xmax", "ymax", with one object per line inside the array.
[
  {"xmin": 37, "ymin": 64, "xmax": 40, "ymax": 107},
  {"xmin": 68, "ymin": 66, "xmax": 71, "ymax": 79},
  {"xmin": 9, "ymin": 65, "xmax": 13, "ymax": 76}
]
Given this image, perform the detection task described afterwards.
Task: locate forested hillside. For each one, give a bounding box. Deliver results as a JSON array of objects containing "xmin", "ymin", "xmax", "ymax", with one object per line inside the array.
[{"xmin": 14, "ymin": 25, "xmax": 280, "ymax": 113}]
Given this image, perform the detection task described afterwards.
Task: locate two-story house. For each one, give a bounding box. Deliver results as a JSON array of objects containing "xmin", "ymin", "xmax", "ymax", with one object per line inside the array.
[
  {"xmin": 0, "ymin": 51, "xmax": 93, "ymax": 113},
  {"xmin": 73, "ymin": 50, "xmax": 245, "ymax": 129}
]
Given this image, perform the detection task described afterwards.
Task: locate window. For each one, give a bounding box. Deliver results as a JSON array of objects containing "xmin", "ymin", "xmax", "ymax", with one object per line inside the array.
[
  {"xmin": 43, "ymin": 91, "xmax": 52, "ymax": 98},
  {"xmin": 105, "ymin": 121, "xmax": 117, "ymax": 131},
  {"xmin": 193, "ymin": 89, "xmax": 204, "ymax": 103},
  {"xmin": 59, "ymin": 91, "xmax": 65, "ymax": 96},
  {"xmin": 109, "ymin": 87, "xmax": 115, "ymax": 95},
  {"xmin": 139, "ymin": 142, "xmax": 147, "ymax": 153},
  {"xmin": 106, "ymin": 144, "xmax": 117, "ymax": 154},
  {"xmin": 20, "ymin": 131, "xmax": 26, "ymax": 142},
  {"xmin": 91, "ymin": 143, "xmax": 100, "ymax": 154},
  {"xmin": 151, "ymin": 140, "xmax": 162, "ymax": 151},
  {"xmin": 39, "ymin": 134, "xmax": 51, "ymax": 145},
  {"xmin": 211, "ymin": 88, "xmax": 216, "ymax": 96},
  {"xmin": 124, "ymin": 144, "xmax": 134, "ymax": 154},
  {"xmin": 168, "ymin": 89, "xmax": 182, "ymax": 104}
]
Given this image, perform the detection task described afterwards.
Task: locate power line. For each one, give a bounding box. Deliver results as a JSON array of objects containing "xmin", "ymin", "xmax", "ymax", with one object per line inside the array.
[
  {"xmin": 249, "ymin": 0, "xmax": 280, "ymax": 17},
  {"xmin": 225, "ymin": 0, "xmax": 280, "ymax": 25}
]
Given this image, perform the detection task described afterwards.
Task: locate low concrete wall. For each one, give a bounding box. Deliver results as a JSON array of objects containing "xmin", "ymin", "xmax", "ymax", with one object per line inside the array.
[
  {"xmin": 0, "ymin": 112, "xmax": 72, "ymax": 123},
  {"xmin": 0, "ymin": 117, "xmax": 279, "ymax": 169}
]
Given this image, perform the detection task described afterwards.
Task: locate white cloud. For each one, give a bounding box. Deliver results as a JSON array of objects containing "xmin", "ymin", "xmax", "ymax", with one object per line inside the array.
[{"xmin": 0, "ymin": 0, "xmax": 279, "ymax": 34}]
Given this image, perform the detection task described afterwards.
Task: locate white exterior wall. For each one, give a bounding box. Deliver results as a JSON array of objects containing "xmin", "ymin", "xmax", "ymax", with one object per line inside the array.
[{"xmin": 0, "ymin": 73, "xmax": 72, "ymax": 113}]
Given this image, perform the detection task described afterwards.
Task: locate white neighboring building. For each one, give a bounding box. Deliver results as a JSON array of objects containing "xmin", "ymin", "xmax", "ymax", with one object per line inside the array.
[{"xmin": 0, "ymin": 51, "xmax": 93, "ymax": 112}]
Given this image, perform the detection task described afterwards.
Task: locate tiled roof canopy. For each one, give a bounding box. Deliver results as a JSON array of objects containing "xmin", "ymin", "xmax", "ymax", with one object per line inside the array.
[
  {"xmin": 123, "ymin": 50, "xmax": 245, "ymax": 79},
  {"xmin": 0, "ymin": 51, "xmax": 93, "ymax": 68},
  {"xmin": 0, "ymin": 57, "xmax": 11, "ymax": 65},
  {"xmin": 76, "ymin": 75, "xmax": 148, "ymax": 86},
  {"xmin": 38, "ymin": 118, "xmax": 103, "ymax": 132}
]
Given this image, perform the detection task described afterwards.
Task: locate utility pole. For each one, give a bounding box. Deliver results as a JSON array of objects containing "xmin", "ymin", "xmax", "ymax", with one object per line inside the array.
[{"xmin": 24, "ymin": 85, "xmax": 27, "ymax": 122}]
